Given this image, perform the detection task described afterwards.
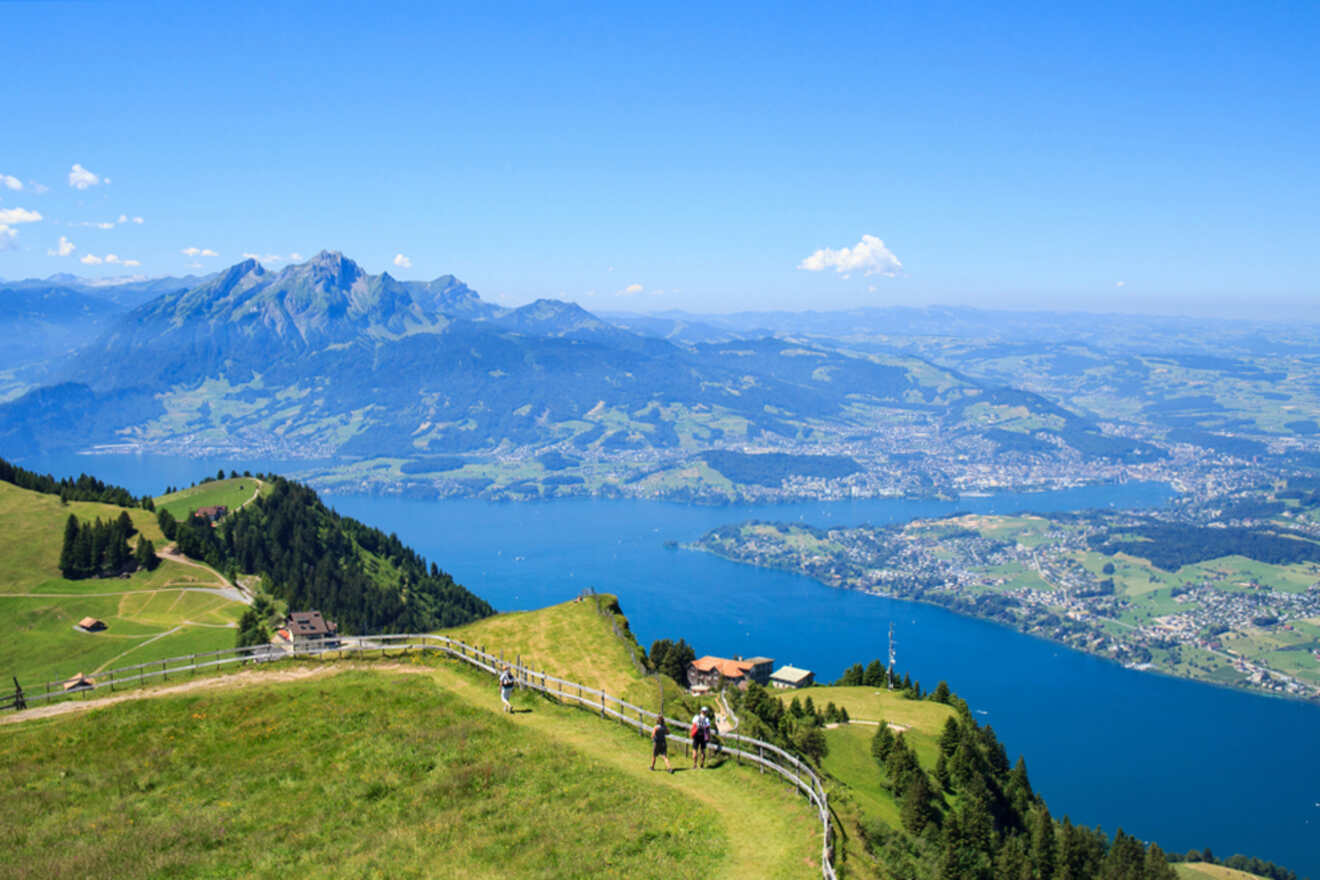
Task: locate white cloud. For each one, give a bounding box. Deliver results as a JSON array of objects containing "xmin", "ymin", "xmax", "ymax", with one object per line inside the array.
[
  {"xmin": 0, "ymin": 207, "xmax": 42, "ymax": 248},
  {"xmin": 68, "ymin": 163, "xmax": 102, "ymax": 190},
  {"xmin": 1115, "ymin": 280, "xmax": 1126, "ymax": 287},
  {"xmin": 80, "ymin": 253, "xmax": 103, "ymax": 265},
  {"xmin": 182, "ymin": 246, "xmax": 219, "ymax": 257},
  {"xmin": 289, "ymin": 252, "xmax": 304, "ymax": 261},
  {"xmin": 798, "ymin": 234, "xmax": 903, "ymax": 278},
  {"xmin": 29, "ymin": 181, "xmax": 49, "ymax": 194},
  {"xmin": 48, "ymin": 235, "xmax": 76, "ymax": 257},
  {"xmin": 243, "ymin": 252, "xmax": 291, "ymax": 264},
  {"xmin": 188, "ymin": 261, "xmax": 203, "ymax": 269},
  {"xmin": 393, "ymin": 253, "xmax": 412, "ymax": 269},
  {"xmin": 1, "ymin": 174, "xmax": 21, "ymax": 191},
  {"xmin": 105, "ymin": 254, "xmax": 121, "ymax": 263},
  {"xmin": 96, "ymin": 221, "xmax": 114, "ymax": 230},
  {"xmin": 117, "ymin": 214, "xmax": 128, "ymax": 223},
  {"xmin": 132, "ymin": 216, "xmax": 143, "ymax": 224},
  {"xmin": 182, "ymin": 246, "xmax": 201, "ymax": 256},
  {"xmin": 618, "ymin": 282, "xmax": 644, "ymax": 296},
  {"xmin": 201, "ymin": 248, "xmax": 218, "ymax": 257},
  {"xmin": 0, "ymin": 207, "xmax": 43, "ymax": 225},
  {"xmin": 122, "ymin": 259, "xmax": 140, "ymax": 267}
]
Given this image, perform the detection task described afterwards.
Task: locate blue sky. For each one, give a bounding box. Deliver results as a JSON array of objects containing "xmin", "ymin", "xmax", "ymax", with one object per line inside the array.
[{"xmin": 3, "ymin": 1, "xmax": 1318, "ymax": 316}]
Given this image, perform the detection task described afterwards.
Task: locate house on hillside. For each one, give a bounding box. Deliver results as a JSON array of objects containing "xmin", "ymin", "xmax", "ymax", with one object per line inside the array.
[
  {"xmin": 281, "ymin": 611, "xmax": 340, "ymax": 648},
  {"xmin": 193, "ymin": 505, "xmax": 228, "ymax": 524},
  {"xmin": 76, "ymin": 617, "xmax": 107, "ymax": 633},
  {"xmin": 687, "ymin": 655, "xmax": 774, "ymax": 692},
  {"xmin": 770, "ymin": 665, "xmax": 815, "ymax": 689}
]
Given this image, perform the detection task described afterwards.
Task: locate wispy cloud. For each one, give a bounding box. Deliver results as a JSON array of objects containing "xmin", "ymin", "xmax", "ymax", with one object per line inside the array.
[
  {"xmin": 242, "ymin": 252, "xmax": 297, "ymax": 264},
  {"xmin": 68, "ymin": 163, "xmax": 103, "ymax": 190},
  {"xmin": 798, "ymin": 234, "xmax": 903, "ymax": 278},
  {"xmin": 48, "ymin": 235, "xmax": 76, "ymax": 257},
  {"xmin": 181, "ymin": 246, "xmax": 219, "ymax": 257},
  {"xmin": 617, "ymin": 282, "xmax": 644, "ymax": 296},
  {"xmin": 81, "ymin": 252, "xmax": 140, "ymax": 267},
  {"xmin": 0, "ymin": 206, "xmax": 43, "ymax": 249},
  {"xmin": 1, "ymin": 174, "xmax": 22, "ymax": 191},
  {"xmin": 1115, "ymin": 281, "xmax": 1126, "ymax": 287},
  {"xmin": 393, "ymin": 253, "xmax": 412, "ymax": 269}
]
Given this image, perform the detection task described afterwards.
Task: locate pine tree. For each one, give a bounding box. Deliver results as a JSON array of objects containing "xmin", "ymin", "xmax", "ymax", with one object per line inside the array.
[
  {"xmin": 863, "ymin": 659, "xmax": 885, "ymax": 686},
  {"xmin": 59, "ymin": 514, "xmax": 80, "ymax": 578},
  {"xmin": 871, "ymin": 719, "xmax": 895, "ymax": 763}
]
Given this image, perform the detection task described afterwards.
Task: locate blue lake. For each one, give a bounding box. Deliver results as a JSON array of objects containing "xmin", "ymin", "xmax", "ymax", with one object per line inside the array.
[{"xmin": 19, "ymin": 453, "xmax": 1320, "ymax": 876}]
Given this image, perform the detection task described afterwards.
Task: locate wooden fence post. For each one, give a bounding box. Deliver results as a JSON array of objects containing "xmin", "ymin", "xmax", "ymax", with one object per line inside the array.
[
  {"xmin": 758, "ymin": 744, "xmax": 764, "ymax": 774},
  {"xmin": 600, "ymin": 691, "xmax": 606, "ymax": 718}
]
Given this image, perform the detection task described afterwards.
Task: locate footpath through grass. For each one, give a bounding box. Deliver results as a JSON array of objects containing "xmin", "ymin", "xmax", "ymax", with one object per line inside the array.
[{"xmin": 0, "ymin": 668, "xmax": 731, "ymax": 880}]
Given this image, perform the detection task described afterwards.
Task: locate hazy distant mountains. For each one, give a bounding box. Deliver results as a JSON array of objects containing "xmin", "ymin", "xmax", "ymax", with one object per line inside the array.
[{"xmin": 0, "ymin": 251, "xmax": 1156, "ymax": 482}]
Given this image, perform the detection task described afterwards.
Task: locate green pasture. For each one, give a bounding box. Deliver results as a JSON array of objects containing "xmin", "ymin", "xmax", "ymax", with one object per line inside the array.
[
  {"xmin": 0, "ymin": 671, "xmax": 732, "ymax": 880},
  {"xmin": 156, "ymin": 477, "xmax": 266, "ymax": 520}
]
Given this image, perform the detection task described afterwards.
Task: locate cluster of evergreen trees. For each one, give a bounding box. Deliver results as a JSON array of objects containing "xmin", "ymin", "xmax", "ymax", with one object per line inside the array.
[
  {"xmin": 58, "ymin": 512, "xmax": 158, "ymax": 579},
  {"xmin": 837, "ymin": 657, "xmax": 933, "ymax": 698},
  {"xmin": 1088, "ymin": 522, "xmax": 1320, "ymax": 570},
  {"xmin": 864, "ymin": 699, "xmax": 1179, "ymax": 880},
  {"xmin": 157, "ymin": 476, "xmax": 493, "ymax": 635},
  {"xmin": 646, "ymin": 638, "xmax": 696, "ymax": 686},
  {"xmin": 0, "ymin": 456, "xmax": 155, "ymax": 509},
  {"xmin": 729, "ymin": 681, "xmax": 831, "ymax": 763}
]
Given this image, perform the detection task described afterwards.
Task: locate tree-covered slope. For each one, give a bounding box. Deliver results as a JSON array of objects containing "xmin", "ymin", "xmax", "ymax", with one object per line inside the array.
[{"xmin": 159, "ymin": 475, "xmax": 494, "ymax": 634}]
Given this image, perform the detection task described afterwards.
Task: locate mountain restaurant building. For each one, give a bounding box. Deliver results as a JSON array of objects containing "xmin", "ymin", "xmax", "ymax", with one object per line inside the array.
[{"xmin": 687, "ymin": 655, "xmax": 774, "ymax": 693}]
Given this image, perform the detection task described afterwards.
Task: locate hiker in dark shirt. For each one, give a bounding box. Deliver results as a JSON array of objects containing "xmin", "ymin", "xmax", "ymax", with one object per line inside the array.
[{"xmin": 650, "ymin": 717, "xmax": 673, "ymax": 772}]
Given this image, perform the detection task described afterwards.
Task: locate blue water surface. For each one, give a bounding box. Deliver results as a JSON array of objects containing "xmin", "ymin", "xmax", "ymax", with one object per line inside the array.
[{"xmin": 18, "ymin": 453, "xmax": 1320, "ymax": 876}]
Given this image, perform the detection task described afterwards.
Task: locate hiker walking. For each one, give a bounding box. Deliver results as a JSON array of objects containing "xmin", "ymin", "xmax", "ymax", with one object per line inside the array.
[
  {"xmin": 650, "ymin": 716, "xmax": 673, "ymax": 772},
  {"xmin": 499, "ymin": 666, "xmax": 516, "ymax": 713},
  {"xmin": 690, "ymin": 705, "xmax": 714, "ymax": 768}
]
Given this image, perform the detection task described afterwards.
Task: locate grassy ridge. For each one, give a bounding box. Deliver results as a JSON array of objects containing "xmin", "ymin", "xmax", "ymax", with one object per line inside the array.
[
  {"xmin": 0, "ymin": 670, "xmax": 729, "ymax": 879},
  {"xmin": 155, "ymin": 476, "xmax": 267, "ymax": 520},
  {"xmin": 447, "ymin": 595, "xmax": 695, "ymax": 718}
]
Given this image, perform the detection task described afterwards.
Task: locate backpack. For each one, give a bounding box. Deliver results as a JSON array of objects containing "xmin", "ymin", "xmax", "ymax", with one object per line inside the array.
[{"xmin": 689, "ymin": 721, "xmax": 700, "ymax": 738}]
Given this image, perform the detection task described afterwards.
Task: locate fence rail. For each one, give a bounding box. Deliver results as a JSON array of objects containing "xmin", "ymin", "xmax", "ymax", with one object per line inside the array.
[{"xmin": 12, "ymin": 633, "xmax": 837, "ymax": 879}]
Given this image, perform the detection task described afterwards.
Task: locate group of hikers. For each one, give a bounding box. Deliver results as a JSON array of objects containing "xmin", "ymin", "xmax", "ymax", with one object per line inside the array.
[
  {"xmin": 498, "ymin": 665, "xmax": 721, "ymax": 773},
  {"xmin": 648, "ymin": 705, "xmax": 719, "ymax": 772}
]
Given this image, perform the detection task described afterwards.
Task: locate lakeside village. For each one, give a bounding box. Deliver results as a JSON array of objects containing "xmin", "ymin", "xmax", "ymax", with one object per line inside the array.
[{"xmin": 697, "ymin": 512, "xmax": 1320, "ymax": 701}]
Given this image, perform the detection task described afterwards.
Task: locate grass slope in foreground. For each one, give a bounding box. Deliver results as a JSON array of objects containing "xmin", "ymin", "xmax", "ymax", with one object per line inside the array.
[
  {"xmin": 0, "ymin": 480, "xmax": 244, "ymax": 685},
  {"xmin": 1, "ymin": 670, "xmax": 725, "ymax": 879}
]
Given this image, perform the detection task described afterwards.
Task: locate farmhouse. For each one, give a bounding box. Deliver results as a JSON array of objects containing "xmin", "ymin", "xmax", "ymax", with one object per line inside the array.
[
  {"xmin": 687, "ymin": 655, "xmax": 774, "ymax": 692},
  {"xmin": 283, "ymin": 610, "xmax": 340, "ymax": 647},
  {"xmin": 770, "ymin": 665, "xmax": 815, "ymax": 689},
  {"xmin": 193, "ymin": 505, "xmax": 228, "ymax": 523},
  {"xmin": 76, "ymin": 617, "xmax": 107, "ymax": 632}
]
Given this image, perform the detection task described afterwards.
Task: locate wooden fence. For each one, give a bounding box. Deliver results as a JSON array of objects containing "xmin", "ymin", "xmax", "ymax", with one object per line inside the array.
[{"xmin": 12, "ymin": 633, "xmax": 837, "ymax": 879}]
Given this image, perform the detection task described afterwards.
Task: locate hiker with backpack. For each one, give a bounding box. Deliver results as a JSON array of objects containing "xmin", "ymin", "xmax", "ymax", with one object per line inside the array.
[
  {"xmin": 499, "ymin": 666, "xmax": 516, "ymax": 713},
  {"xmin": 650, "ymin": 716, "xmax": 673, "ymax": 772},
  {"xmin": 690, "ymin": 705, "xmax": 715, "ymax": 768}
]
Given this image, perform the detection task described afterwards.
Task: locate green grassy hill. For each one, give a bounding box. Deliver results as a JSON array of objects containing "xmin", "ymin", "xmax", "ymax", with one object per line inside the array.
[
  {"xmin": 0, "ymin": 480, "xmax": 245, "ymax": 686},
  {"xmin": 2, "ymin": 602, "xmax": 824, "ymax": 879},
  {"xmin": 155, "ymin": 475, "xmax": 268, "ymax": 520}
]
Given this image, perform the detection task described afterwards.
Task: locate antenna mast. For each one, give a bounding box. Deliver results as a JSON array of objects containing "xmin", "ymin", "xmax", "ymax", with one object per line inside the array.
[{"xmin": 887, "ymin": 621, "xmax": 896, "ymax": 690}]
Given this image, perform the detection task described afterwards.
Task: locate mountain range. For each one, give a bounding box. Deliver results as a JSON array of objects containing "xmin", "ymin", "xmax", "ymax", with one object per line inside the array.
[{"xmin": 0, "ymin": 252, "xmax": 1166, "ymax": 497}]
